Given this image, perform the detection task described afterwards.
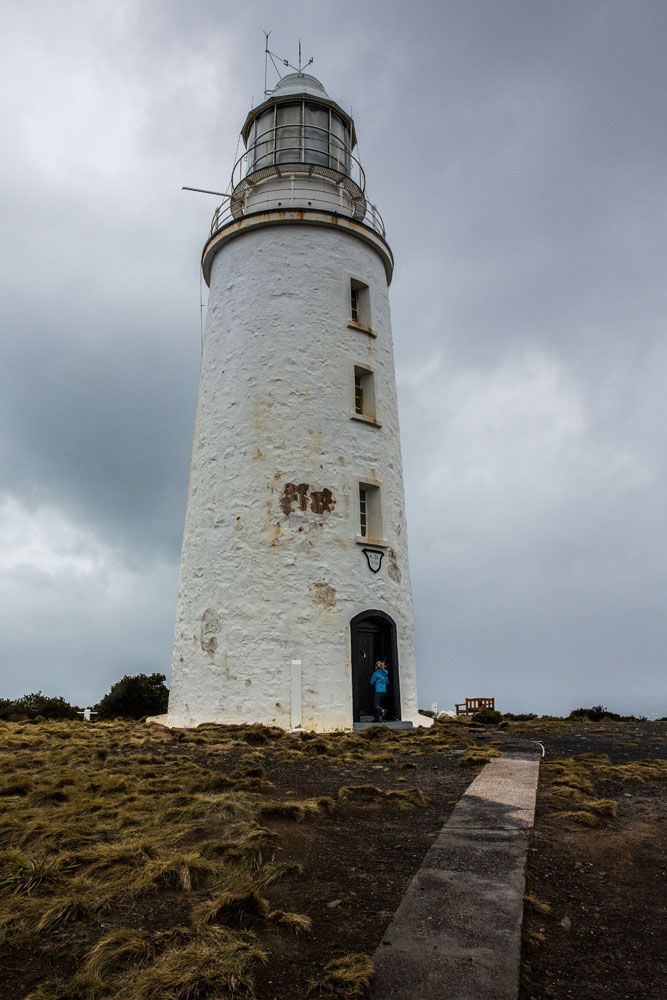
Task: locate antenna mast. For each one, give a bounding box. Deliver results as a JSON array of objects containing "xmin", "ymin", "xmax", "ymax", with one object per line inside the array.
[{"xmin": 262, "ymin": 32, "xmax": 313, "ymax": 94}]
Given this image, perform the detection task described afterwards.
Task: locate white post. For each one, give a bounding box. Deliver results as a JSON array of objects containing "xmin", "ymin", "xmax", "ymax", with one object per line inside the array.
[{"xmin": 290, "ymin": 659, "xmax": 303, "ymax": 730}]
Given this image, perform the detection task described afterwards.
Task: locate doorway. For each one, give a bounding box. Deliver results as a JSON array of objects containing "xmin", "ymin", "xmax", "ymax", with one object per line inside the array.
[{"xmin": 350, "ymin": 610, "xmax": 401, "ymax": 722}]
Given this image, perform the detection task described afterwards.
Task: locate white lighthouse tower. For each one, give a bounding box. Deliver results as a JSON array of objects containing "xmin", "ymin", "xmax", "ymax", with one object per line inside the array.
[{"xmin": 162, "ymin": 69, "xmax": 425, "ymax": 731}]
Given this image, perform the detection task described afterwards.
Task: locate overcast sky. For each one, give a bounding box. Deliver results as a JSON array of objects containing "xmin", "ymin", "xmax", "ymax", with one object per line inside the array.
[{"xmin": 1, "ymin": 0, "xmax": 665, "ymax": 717}]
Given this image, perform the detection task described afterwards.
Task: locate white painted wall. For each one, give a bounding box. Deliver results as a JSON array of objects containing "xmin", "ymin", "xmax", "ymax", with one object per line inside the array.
[{"xmin": 163, "ymin": 217, "xmax": 422, "ymax": 731}]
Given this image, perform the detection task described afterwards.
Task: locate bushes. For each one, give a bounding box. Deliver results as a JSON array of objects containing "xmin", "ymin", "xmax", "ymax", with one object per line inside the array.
[
  {"xmin": 0, "ymin": 693, "xmax": 79, "ymax": 721},
  {"xmin": 0, "ymin": 673, "xmax": 169, "ymax": 723},
  {"xmin": 96, "ymin": 674, "xmax": 169, "ymax": 720},
  {"xmin": 568, "ymin": 705, "xmax": 638, "ymax": 722},
  {"xmin": 471, "ymin": 708, "xmax": 502, "ymax": 726}
]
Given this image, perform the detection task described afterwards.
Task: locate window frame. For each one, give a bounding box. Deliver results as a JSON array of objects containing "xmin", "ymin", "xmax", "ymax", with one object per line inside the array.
[
  {"xmin": 354, "ymin": 477, "xmax": 386, "ymax": 546},
  {"xmin": 348, "ymin": 277, "xmax": 374, "ymax": 335},
  {"xmin": 351, "ymin": 363, "xmax": 380, "ymax": 426}
]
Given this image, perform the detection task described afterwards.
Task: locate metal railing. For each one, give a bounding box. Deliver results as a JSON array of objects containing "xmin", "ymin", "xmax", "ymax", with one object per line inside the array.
[
  {"xmin": 208, "ymin": 194, "xmax": 387, "ymax": 241},
  {"xmin": 205, "ymin": 122, "xmax": 387, "ymax": 242}
]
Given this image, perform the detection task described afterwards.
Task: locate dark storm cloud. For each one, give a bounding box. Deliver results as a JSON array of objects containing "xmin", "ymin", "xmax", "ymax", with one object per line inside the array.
[{"xmin": 1, "ymin": 1, "xmax": 665, "ymax": 714}]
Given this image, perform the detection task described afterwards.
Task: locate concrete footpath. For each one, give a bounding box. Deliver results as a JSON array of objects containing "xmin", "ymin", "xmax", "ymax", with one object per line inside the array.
[{"xmin": 370, "ymin": 753, "xmax": 541, "ymax": 1000}]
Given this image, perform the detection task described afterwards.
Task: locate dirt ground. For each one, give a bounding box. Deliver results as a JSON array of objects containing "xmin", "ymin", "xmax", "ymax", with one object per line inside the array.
[
  {"xmin": 515, "ymin": 720, "xmax": 666, "ymax": 1000},
  {"xmin": 242, "ymin": 748, "xmax": 472, "ymax": 999},
  {"xmin": 0, "ymin": 720, "xmax": 476, "ymax": 999},
  {"xmin": 0, "ymin": 718, "xmax": 664, "ymax": 999}
]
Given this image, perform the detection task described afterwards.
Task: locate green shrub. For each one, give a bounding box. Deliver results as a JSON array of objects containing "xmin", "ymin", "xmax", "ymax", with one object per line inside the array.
[
  {"xmin": 472, "ymin": 708, "xmax": 502, "ymax": 726},
  {"xmin": 567, "ymin": 706, "xmax": 647, "ymax": 722},
  {"xmin": 95, "ymin": 674, "xmax": 168, "ymax": 720},
  {"xmin": 0, "ymin": 692, "xmax": 79, "ymax": 721}
]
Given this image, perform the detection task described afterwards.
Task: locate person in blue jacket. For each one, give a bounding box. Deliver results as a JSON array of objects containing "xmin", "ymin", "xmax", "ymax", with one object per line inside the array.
[{"xmin": 370, "ymin": 660, "xmax": 389, "ymax": 721}]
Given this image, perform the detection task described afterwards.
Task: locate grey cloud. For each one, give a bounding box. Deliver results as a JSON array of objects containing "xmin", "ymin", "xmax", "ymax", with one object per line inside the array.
[{"xmin": 1, "ymin": 0, "xmax": 665, "ymax": 714}]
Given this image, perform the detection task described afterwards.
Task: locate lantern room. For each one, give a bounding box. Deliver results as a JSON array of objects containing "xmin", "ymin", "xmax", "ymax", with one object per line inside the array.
[{"xmin": 229, "ymin": 73, "xmax": 368, "ymax": 222}]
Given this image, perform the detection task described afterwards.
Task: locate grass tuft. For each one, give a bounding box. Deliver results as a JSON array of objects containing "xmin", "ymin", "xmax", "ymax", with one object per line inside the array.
[
  {"xmin": 337, "ymin": 784, "xmax": 383, "ymax": 802},
  {"xmin": 34, "ymin": 891, "xmax": 103, "ymax": 932},
  {"xmin": 593, "ymin": 759, "xmax": 667, "ymax": 784},
  {"xmin": 313, "ymin": 953, "xmax": 374, "ymax": 998},
  {"xmin": 83, "ymin": 927, "xmax": 155, "ymax": 977},
  {"xmin": 258, "ymin": 798, "xmax": 326, "ymax": 821},
  {"xmin": 192, "ymin": 889, "xmax": 270, "ymax": 929},
  {"xmin": 0, "ymin": 850, "xmax": 65, "ymax": 895},
  {"xmin": 524, "ymin": 930, "xmax": 546, "ymax": 949},
  {"xmin": 383, "ymin": 788, "xmax": 430, "ymax": 809},
  {"xmin": 459, "ymin": 746, "xmax": 502, "ymax": 766},
  {"xmin": 586, "ymin": 797, "xmax": 617, "ymax": 818},
  {"xmin": 116, "ymin": 926, "xmax": 267, "ymax": 999},
  {"xmin": 269, "ymin": 909, "xmax": 312, "ymax": 935},
  {"xmin": 551, "ymin": 810, "xmax": 600, "ymax": 827},
  {"xmin": 133, "ymin": 852, "xmax": 220, "ymax": 893},
  {"xmin": 524, "ymin": 893, "xmax": 552, "ymax": 915}
]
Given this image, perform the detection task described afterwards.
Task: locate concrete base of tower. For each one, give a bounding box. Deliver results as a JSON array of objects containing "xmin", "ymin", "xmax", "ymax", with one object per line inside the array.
[{"xmin": 145, "ymin": 708, "xmax": 433, "ymax": 732}]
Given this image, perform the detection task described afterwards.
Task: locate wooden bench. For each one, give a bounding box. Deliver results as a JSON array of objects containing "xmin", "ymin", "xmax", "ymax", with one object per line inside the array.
[{"xmin": 455, "ymin": 697, "xmax": 495, "ymax": 717}]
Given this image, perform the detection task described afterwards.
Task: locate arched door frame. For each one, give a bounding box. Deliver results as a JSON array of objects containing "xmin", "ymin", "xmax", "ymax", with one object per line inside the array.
[{"xmin": 350, "ymin": 609, "xmax": 401, "ymax": 722}]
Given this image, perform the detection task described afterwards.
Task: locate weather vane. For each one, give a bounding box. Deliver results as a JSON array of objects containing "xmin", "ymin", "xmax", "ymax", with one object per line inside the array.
[{"xmin": 263, "ymin": 31, "xmax": 314, "ymax": 95}]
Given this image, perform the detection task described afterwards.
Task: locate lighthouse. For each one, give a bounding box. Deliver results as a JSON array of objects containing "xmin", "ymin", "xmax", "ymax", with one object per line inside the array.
[{"xmin": 162, "ymin": 70, "xmax": 425, "ymax": 731}]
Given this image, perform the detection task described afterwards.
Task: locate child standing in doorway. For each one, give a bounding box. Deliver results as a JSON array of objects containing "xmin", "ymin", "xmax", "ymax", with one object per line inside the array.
[{"xmin": 370, "ymin": 660, "xmax": 389, "ymax": 721}]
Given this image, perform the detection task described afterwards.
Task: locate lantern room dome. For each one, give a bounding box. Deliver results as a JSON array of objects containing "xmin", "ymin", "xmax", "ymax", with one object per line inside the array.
[{"xmin": 273, "ymin": 72, "xmax": 327, "ymax": 97}]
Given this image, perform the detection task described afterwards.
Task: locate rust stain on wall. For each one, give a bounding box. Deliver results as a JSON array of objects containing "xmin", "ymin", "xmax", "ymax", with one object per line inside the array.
[
  {"xmin": 280, "ymin": 482, "xmax": 310, "ymax": 515},
  {"xmin": 310, "ymin": 488, "xmax": 335, "ymax": 514},
  {"xmin": 280, "ymin": 482, "xmax": 335, "ymax": 517}
]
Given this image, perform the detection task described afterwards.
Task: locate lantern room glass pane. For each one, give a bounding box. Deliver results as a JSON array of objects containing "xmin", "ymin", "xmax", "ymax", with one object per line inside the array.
[
  {"xmin": 304, "ymin": 103, "xmax": 329, "ymax": 166},
  {"xmin": 330, "ymin": 113, "xmax": 349, "ymax": 173},
  {"xmin": 254, "ymin": 109, "xmax": 275, "ymax": 170},
  {"xmin": 276, "ymin": 102, "xmax": 302, "ymax": 163},
  {"xmin": 246, "ymin": 120, "xmax": 257, "ymax": 171}
]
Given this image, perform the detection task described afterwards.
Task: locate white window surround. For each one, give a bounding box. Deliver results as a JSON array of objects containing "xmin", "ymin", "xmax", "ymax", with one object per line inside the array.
[
  {"xmin": 348, "ymin": 276, "xmax": 373, "ymax": 333},
  {"xmin": 354, "ymin": 476, "xmax": 387, "ymax": 547},
  {"xmin": 347, "ymin": 318, "xmax": 377, "ymax": 337},
  {"xmin": 351, "ymin": 363, "xmax": 381, "ymax": 426},
  {"xmin": 351, "ymin": 412, "xmax": 382, "ymax": 427}
]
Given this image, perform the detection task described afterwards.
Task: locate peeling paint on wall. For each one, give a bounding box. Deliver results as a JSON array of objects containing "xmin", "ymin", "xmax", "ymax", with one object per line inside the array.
[
  {"xmin": 280, "ymin": 482, "xmax": 335, "ymax": 517},
  {"xmin": 310, "ymin": 488, "xmax": 335, "ymax": 514},
  {"xmin": 387, "ymin": 547, "xmax": 402, "ymax": 583},
  {"xmin": 200, "ymin": 609, "xmax": 221, "ymax": 656},
  {"xmin": 310, "ymin": 581, "xmax": 337, "ymax": 607}
]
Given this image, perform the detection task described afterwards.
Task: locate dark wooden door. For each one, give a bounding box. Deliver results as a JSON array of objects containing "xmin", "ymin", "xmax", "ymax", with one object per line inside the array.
[
  {"xmin": 353, "ymin": 625, "xmax": 378, "ymax": 720},
  {"xmin": 351, "ymin": 613, "xmax": 400, "ymax": 722}
]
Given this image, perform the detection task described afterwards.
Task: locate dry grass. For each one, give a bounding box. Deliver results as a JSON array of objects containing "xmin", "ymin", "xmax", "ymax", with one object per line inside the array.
[
  {"xmin": 311, "ymin": 953, "xmax": 374, "ymax": 998},
  {"xmin": 115, "ymin": 926, "xmax": 267, "ymax": 999},
  {"xmin": 0, "ymin": 715, "xmax": 478, "ymax": 998},
  {"xmin": 459, "ymin": 746, "xmax": 502, "ymax": 766},
  {"xmin": 257, "ymin": 798, "xmax": 329, "ymax": 821},
  {"xmin": 524, "ymin": 929, "xmax": 546, "ymax": 949},
  {"xmin": 552, "ymin": 810, "xmax": 601, "ymax": 827},
  {"xmin": 337, "ymin": 784, "xmax": 429, "ymax": 808},
  {"xmin": 34, "ymin": 890, "xmax": 106, "ymax": 932},
  {"xmin": 586, "ymin": 798, "xmax": 618, "ymax": 818},
  {"xmin": 593, "ymin": 759, "xmax": 667, "ymax": 784},
  {"xmin": 524, "ymin": 893, "xmax": 552, "ymax": 915},
  {"xmin": 0, "ymin": 849, "xmax": 65, "ymax": 895},
  {"xmin": 83, "ymin": 928, "xmax": 155, "ymax": 977},
  {"xmin": 541, "ymin": 755, "xmax": 625, "ymax": 827},
  {"xmin": 193, "ymin": 889, "xmax": 271, "ymax": 929},
  {"xmin": 269, "ymin": 909, "xmax": 312, "ymax": 935}
]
